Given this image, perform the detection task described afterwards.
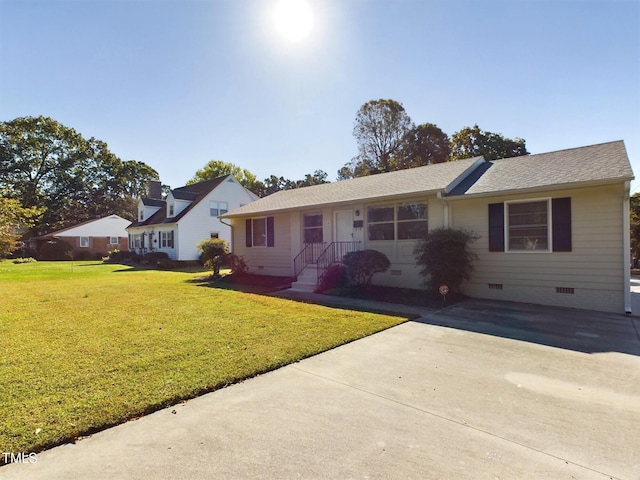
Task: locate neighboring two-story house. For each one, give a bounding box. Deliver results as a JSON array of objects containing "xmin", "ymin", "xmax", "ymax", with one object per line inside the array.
[{"xmin": 127, "ymin": 176, "xmax": 258, "ymax": 261}]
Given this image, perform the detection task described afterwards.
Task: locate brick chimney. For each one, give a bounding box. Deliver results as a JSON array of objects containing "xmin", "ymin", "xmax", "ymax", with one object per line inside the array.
[{"xmin": 148, "ymin": 180, "xmax": 162, "ymax": 199}]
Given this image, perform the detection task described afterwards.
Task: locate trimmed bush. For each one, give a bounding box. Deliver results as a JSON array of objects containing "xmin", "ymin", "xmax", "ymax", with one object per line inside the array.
[
  {"xmin": 225, "ymin": 253, "xmax": 248, "ymax": 276},
  {"xmin": 198, "ymin": 238, "xmax": 229, "ymax": 276},
  {"xmin": 38, "ymin": 239, "xmax": 73, "ymax": 261},
  {"xmin": 12, "ymin": 257, "xmax": 37, "ymax": 264},
  {"xmin": 342, "ymin": 249, "xmax": 390, "ymax": 286},
  {"xmin": 316, "ymin": 264, "xmax": 350, "ymax": 293},
  {"xmin": 75, "ymin": 251, "xmax": 92, "ymax": 261},
  {"xmin": 414, "ymin": 227, "xmax": 479, "ymax": 295},
  {"xmin": 142, "ymin": 252, "xmax": 170, "ymax": 264},
  {"xmin": 106, "ymin": 249, "xmax": 140, "ymax": 264}
]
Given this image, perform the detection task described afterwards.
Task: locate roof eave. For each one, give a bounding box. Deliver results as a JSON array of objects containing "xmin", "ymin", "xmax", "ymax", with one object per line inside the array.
[
  {"xmin": 444, "ymin": 176, "xmax": 635, "ymax": 201},
  {"xmin": 222, "ymin": 188, "xmax": 447, "ymax": 218}
]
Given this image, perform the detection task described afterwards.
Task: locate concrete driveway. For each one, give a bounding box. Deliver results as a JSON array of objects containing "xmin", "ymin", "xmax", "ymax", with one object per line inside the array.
[{"xmin": 3, "ymin": 298, "xmax": 640, "ymax": 480}]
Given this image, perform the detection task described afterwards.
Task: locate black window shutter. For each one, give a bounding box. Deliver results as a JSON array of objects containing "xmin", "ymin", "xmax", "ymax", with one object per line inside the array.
[
  {"xmin": 552, "ymin": 197, "xmax": 572, "ymax": 252},
  {"xmin": 488, "ymin": 203, "xmax": 505, "ymax": 252},
  {"xmin": 266, "ymin": 217, "xmax": 275, "ymax": 247},
  {"xmin": 245, "ymin": 219, "xmax": 252, "ymax": 247}
]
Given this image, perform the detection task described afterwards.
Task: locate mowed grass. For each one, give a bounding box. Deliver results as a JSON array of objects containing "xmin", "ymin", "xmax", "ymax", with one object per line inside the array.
[{"xmin": 0, "ymin": 261, "xmax": 406, "ymax": 454}]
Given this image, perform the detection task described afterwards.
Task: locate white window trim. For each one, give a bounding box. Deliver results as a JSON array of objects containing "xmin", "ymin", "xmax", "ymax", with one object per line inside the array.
[
  {"xmin": 504, "ymin": 197, "xmax": 552, "ymax": 253},
  {"xmin": 251, "ymin": 216, "xmax": 268, "ymax": 247},
  {"xmin": 109, "ymin": 237, "xmax": 119, "ymax": 244},
  {"xmin": 210, "ymin": 201, "xmax": 229, "ymax": 217},
  {"xmin": 303, "ymin": 212, "xmax": 323, "ymax": 244},
  {"xmin": 79, "ymin": 237, "xmax": 90, "ymax": 248},
  {"xmin": 366, "ymin": 200, "xmax": 428, "ymax": 242}
]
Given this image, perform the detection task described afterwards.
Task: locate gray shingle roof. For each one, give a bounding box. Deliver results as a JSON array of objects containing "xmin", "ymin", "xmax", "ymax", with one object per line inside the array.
[
  {"xmin": 222, "ymin": 156, "xmax": 483, "ymax": 218},
  {"xmin": 448, "ymin": 140, "xmax": 633, "ymax": 197}
]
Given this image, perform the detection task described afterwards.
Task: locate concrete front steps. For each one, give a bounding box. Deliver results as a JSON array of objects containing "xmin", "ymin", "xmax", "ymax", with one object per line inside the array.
[{"xmin": 290, "ymin": 264, "xmax": 319, "ymax": 292}]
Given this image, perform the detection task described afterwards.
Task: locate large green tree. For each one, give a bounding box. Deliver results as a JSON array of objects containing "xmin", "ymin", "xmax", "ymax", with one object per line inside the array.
[
  {"xmin": 339, "ymin": 99, "xmax": 413, "ymax": 178},
  {"xmin": 187, "ymin": 160, "xmax": 261, "ymax": 194},
  {"xmin": 449, "ymin": 124, "xmax": 528, "ymax": 161},
  {"xmin": 397, "ymin": 123, "xmax": 451, "ymax": 168},
  {"xmin": 0, "ymin": 116, "xmax": 158, "ymax": 233},
  {"xmin": 0, "ymin": 197, "xmax": 42, "ymax": 258}
]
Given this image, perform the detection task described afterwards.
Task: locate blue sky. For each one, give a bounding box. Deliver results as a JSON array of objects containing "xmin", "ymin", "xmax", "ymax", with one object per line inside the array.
[{"xmin": 1, "ymin": 0, "xmax": 639, "ymax": 192}]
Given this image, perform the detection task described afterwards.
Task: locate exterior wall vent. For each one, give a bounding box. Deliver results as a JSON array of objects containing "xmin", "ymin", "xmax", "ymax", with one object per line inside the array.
[
  {"xmin": 556, "ymin": 287, "xmax": 575, "ymax": 294},
  {"xmin": 488, "ymin": 283, "xmax": 503, "ymax": 290}
]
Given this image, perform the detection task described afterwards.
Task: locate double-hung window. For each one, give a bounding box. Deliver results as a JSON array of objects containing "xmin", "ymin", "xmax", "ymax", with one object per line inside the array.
[
  {"xmin": 489, "ymin": 198, "xmax": 571, "ymax": 252},
  {"xmin": 210, "ymin": 201, "xmax": 228, "ymax": 217},
  {"xmin": 367, "ymin": 202, "xmax": 428, "ymax": 241},
  {"xmin": 80, "ymin": 237, "xmax": 90, "ymax": 248},
  {"xmin": 109, "ymin": 237, "xmax": 119, "ymax": 245},
  {"xmin": 367, "ymin": 205, "xmax": 395, "ymax": 240},
  {"xmin": 507, "ymin": 200, "xmax": 549, "ymax": 251},
  {"xmin": 161, "ymin": 231, "xmax": 174, "ymax": 248},
  {"xmin": 245, "ymin": 217, "xmax": 275, "ymax": 247},
  {"xmin": 303, "ymin": 214, "xmax": 323, "ymax": 243},
  {"xmin": 397, "ymin": 203, "xmax": 428, "ymax": 239}
]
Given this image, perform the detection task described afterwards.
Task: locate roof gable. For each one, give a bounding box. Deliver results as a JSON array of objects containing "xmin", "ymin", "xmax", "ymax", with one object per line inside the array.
[
  {"xmin": 129, "ymin": 175, "xmax": 236, "ymax": 228},
  {"xmin": 39, "ymin": 215, "xmax": 130, "ymax": 238}
]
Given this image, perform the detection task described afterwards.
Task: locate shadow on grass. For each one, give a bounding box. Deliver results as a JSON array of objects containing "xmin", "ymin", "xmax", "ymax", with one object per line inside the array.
[{"xmin": 192, "ymin": 273, "xmax": 294, "ymax": 294}]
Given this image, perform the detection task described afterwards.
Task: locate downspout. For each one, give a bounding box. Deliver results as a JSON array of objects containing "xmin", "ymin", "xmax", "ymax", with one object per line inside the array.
[
  {"xmin": 437, "ymin": 191, "xmax": 450, "ymax": 228},
  {"xmin": 623, "ymin": 181, "xmax": 632, "ymax": 314},
  {"xmin": 219, "ymin": 217, "xmax": 233, "ymax": 252}
]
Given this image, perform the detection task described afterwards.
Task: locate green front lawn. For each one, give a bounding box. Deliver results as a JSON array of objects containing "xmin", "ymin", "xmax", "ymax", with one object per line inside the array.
[{"xmin": 0, "ymin": 261, "xmax": 405, "ymax": 454}]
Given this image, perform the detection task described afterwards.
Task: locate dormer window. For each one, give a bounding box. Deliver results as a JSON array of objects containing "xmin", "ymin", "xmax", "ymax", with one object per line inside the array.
[
  {"xmin": 169, "ymin": 204, "xmax": 174, "ymax": 216},
  {"xmin": 139, "ymin": 210, "xmax": 144, "ymax": 221}
]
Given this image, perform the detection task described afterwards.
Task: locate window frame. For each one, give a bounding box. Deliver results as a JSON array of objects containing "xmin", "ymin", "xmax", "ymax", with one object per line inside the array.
[
  {"xmin": 79, "ymin": 237, "xmax": 90, "ymax": 248},
  {"xmin": 160, "ymin": 231, "xmax": 174, "ymax": 249},
  {"xmin": 303, "ymin": 213, "xmax": 323, "ymax": 244},
  {"xmin": 367, "ymin": 201, "xmax": 428, "ymax": 242},
  {"xmin": 109, "ymin": 237, "xmax": 119, "ymax": 245},
  {"xmin": 505, "ymin": 198, "xmax": 551, "ymax": 253},
  {"xmin": 210, "ymin": 201, "xmax": 229, "ymax": 217},
  {"xmin": 245, "ymin": 217, "xmax": 275, "ymax": 248}
]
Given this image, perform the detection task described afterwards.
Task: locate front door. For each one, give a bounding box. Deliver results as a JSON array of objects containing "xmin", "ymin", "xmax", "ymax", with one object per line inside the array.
[{"xmin": 335, "ymin": 210, "xmax": 353, "ymax": 242}]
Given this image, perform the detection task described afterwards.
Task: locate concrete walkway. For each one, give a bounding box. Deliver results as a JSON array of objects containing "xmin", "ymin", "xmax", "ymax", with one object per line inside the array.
[{"xmin": 3, "ymin": 295, "xmax": 640, "ymax": 480}]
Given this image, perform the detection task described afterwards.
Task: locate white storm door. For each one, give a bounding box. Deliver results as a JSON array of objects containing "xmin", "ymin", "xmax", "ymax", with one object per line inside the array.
[{"xmin": 335, "ymin": 210, "xmax": 354, "ymax": 242}]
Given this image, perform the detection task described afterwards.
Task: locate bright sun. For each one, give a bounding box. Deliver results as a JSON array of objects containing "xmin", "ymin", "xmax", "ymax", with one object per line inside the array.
[{"xmin": 273, "ymin": 0, "xmax": 313, "ymax": 42}]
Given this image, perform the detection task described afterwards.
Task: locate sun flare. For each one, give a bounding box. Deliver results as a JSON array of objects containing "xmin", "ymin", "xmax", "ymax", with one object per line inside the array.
[{"xmin": 273, "ymin": 0, "xmax": 313, "ymax": 42}]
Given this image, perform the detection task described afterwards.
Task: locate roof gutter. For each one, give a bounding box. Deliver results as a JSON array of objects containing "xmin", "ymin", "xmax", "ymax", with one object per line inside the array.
[
  {"xmin": 623, "ymin": 180, "xmax": 632, "ymax": 314},
  {"xmin": 443, "ymin": 177, "xmax": 635, "ymax": 201}
]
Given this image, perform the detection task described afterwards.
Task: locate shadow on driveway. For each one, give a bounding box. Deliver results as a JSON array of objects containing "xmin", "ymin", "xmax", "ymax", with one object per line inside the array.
[{"xmin": 419, "ymin": 298, "xmax": 640, "ymax": 356}]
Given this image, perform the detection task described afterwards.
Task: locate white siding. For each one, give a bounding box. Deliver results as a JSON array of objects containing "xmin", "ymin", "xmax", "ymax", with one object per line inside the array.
[
  {"xmin": 450, "ymin": 184, "xmax": 627, "ymax": 313},
  {"xmin": 176, "ymin": 178, "xmax": 258, "ymax": 261}
]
